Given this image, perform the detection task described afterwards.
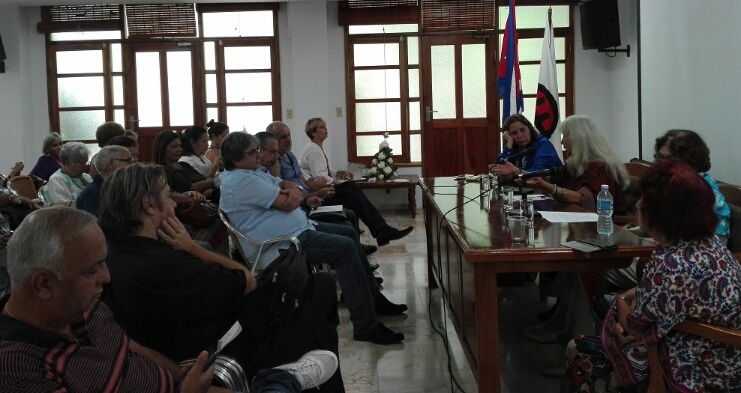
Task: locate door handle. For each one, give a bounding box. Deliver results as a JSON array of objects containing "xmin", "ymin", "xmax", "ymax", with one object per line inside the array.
[{"xmin": 425, "ymin": 106, "xmax": 438, "ymax": 122}]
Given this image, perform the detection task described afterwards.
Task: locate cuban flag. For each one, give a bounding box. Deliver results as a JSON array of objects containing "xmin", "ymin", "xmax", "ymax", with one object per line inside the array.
[
  {"xmin": 496, "ymin": 0, "xmax": 523, "ymax": 125},
  {"xmin": 535, "ymin": 8, "xmax": 563, "ymax": 159}
]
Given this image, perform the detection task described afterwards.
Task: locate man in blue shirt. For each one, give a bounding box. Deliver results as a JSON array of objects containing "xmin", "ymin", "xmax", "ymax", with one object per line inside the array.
[
  {"xmin": 266, "ymin": 121, "xmax": 413, "ymax": 247},
  {"xmin": 220, "ymin": 132, "xmax": 406, "ymax": 345}
]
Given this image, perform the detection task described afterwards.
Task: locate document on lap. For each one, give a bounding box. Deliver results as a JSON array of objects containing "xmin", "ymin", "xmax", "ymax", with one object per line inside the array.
[
  {"xmin": 309, "ymin": 205, "xmax": 343, "ymax": 215},
  {"xmin": 539, "ymin": 211, "xmax": 598, "ymax": 223}
]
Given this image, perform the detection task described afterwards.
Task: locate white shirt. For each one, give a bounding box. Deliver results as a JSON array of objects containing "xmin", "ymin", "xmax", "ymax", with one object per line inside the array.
[
  {"xmin": 298, "ymin": 143, "xmax": 336, "ymax": 183},
  {"xmin": 179, "ymin": 154, "xmax": 220, "ymax": 187}
]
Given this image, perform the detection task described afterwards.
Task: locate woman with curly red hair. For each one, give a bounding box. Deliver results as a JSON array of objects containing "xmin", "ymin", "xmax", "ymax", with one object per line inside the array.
[{"xmin": 560, "ymin": 160, "xmax": 741, "ymax": 392}]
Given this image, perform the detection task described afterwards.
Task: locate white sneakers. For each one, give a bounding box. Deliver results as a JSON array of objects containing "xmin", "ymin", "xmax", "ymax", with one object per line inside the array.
[{"xmin": 275, "ymin": 350, "xmax": 338, "ymax": 390}]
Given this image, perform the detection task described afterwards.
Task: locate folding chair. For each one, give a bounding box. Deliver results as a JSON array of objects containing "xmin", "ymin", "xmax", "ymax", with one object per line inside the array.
[{"xmin": 218, "ymin": 209, "xmax": 301, "ymax": 275}]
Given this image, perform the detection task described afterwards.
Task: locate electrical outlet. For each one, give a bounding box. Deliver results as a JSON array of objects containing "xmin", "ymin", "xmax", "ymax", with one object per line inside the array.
[
  {"xmin": 286, "ymin": 109, "xmax": 293, "ymax": 119},
  {"xmin": 336, "ymin": 107, "xmax": 343, "ymax": 117}
]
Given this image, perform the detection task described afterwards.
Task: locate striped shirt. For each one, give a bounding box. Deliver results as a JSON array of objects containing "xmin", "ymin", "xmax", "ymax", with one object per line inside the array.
[{"xmin": 0, "ymin": 298, "xmax": 177, "ymax": 392}]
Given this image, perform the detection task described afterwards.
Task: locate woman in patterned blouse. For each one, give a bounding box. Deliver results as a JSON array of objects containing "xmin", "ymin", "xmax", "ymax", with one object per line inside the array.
[{"xmin": 561, "ymin": 160, "xmax": 741, "ymax": 392}]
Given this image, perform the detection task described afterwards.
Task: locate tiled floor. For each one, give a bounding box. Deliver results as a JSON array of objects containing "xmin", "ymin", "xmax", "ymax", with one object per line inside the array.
[{"xmin": 337, "ymin": 207, "xmax": 578, "ymax": 393}]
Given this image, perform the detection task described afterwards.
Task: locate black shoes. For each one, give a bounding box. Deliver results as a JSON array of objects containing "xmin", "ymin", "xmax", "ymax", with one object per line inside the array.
[
  {"xmin": 353, "ymin": 323, "xmax": 405, "ymax": 345},
  {"xmin": 363, "ymin": 244, "xmax": 378, "ymax": 256},
  {"xmin": 369, "ymin": 262, "xmax": 380, "ymax": 271},
  {"xmin": 375, "ymin": 276, "xmax": 384, "ymax": 285},
  {"xmin": 376, "ymin": 225, "xmax": 414, "ymax": 246},
  {"xmin": 375, "ymin": 293, "xmax": 407, "ymax": 316}
]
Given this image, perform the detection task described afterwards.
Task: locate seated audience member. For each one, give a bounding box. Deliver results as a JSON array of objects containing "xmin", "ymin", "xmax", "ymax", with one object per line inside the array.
[
  {"xmin": 108, "ymin": 135, "xmax": 140, "ymax": 162},
  {"xmin": 77, "ymin": 145, "xmax": 133, "ymax": 215},
  {"xmin": 153, "ymin": 130, "xmax": 218, "ymax": 201},
  {"xmin": 298, "ymin": 118, "xmax": 357, "ymax": 183},
  {"xmin": 89, "ymin": 121, "xmax": 126, "ymax": 176},
  {"xmin": 654, "ymin": 129, "xmax": 730, "ymax": 244},
  {"xmin": 267, "ymin": 121, "xmax": 412, "ymax": 246},
  {"xmin": 43, "ymin": 142, "xmax": 93, "ymax": 205},
  {"xmin": 124, "ymin": 129, "xmax": 138, "ymax": 141},
  {"xmin": 29, "ymin": 132, "xmax": 63, "ymax": 181},
  {"xmin": 256, "ymin": 132, "xmax": 378, "ymax": 259},
  {"xmin": 179, "ymin": 126, "xmax": 221, "ymax": 185},
  {"xmin": 205, "ymin": 119, "xmax": 230, "ymax": 167},
  {"xmin": 0, "ymin": 188, "xmax": 35, "ymax": 296},
  {"xmin": 562, "ymin": 160, "xmax": 741, "ymax": 392},
  {"xmin": 490, "ymin": 113, "xmax": 563, "ymax": 177},
  {"xmin": 0, "ymin": 207, "xmax": 337, "ymax": 392},
  {"xmin": 219, "ymin": 132, "xmax": 405, "ymax": 345},
  {"xmin": 99, "ymin": 164, "xmax": 344, "ymax": 391},
  {"xmin": 96, "ymin": 121, "xmax": 126, "ymax": 148},
  {"xmin": 522, "ymin": 115, "xmax": 630, "ymax": 344}
]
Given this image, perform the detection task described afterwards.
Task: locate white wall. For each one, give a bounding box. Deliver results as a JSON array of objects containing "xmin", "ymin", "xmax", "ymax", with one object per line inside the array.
[
  {"xmin": 574, "ymin": 0, "xmax": 640, "ymax": 163},
  {"xmin": 0, "ymin": 6, "xmax": 49, "ymax": 176},
  {"xmin": 641, "ymin": 0, "xmax": 741, "ymax": 185}
]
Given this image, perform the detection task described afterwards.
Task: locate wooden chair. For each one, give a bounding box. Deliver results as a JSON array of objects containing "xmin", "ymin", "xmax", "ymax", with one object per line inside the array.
[
  {"xmin": 646, "ymin": 320, "xmax": 741, "ymax": 392},
  {"xmin": 7, "ymin": 176, "xmax": 37, "ymax": 200}
]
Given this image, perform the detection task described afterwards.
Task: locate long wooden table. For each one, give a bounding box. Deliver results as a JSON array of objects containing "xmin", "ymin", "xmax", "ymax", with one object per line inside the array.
[{"xmin": 420, "ymin": 177, "xmax": 655, "ymax": 392}]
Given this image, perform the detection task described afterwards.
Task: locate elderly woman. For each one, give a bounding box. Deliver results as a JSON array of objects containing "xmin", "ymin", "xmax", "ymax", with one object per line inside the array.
[
  {"xmin": 298, "ymin": 117, "xmax": 413, "ymax": 245},
  {"xmin": 152, "ymin": 130, "xmax": 217, "ymax": 200},
  {"xmin": 43, "ymin": 142, "xmax": 92, "ymax": 205},
  {"xmin": 561, "ymin": 160, "xmax": 741, "ymax": 392},
  {"xmin": 299, "ymin": 118, "xmax": 354, "ymax": 183},
  {"xmin": 654, "ymin": 129, "xmax": 730, "ymax": 244},
  {"xmin": 490, "ymin": 113, "xmax": 563, "ymax": 177},
  {"xmin": 526, "ymin": 115, "xmax": 629, "ymax": 212},
  {"xmin": 179, "ymin": 126, "xmax": 221, "ymax": 185},
  {"xmin": 523, "ymin": 115, "xmax": 630, "ymax": 344},
  {"xmin": 204, "ymin": 119, "xmax": 229, "ymax": 167},
  {"xmin": 29, "ymin": 132, "xmax": 63, "ymax": 181}
]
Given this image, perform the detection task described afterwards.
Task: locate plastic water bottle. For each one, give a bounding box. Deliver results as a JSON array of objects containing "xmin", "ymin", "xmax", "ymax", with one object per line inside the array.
[{"xmin": 596, "ymin": 184, "xmax": 614, "ymax": 236}]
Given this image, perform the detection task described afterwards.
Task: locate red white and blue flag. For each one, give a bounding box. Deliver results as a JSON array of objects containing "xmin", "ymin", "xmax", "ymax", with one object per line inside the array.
[
  {"xmin": 496, "ymin": 0, "xmax": 523, "ymax": 125},
  {"xmin": 535, "ymin": 8, "xmax": 562, "ymax": 159}
]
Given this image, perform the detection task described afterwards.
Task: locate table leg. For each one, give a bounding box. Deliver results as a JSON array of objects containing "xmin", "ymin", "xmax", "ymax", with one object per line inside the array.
[
  {"xmin": 408, "ymin": 185, "xmax": 417, "ymax": 218},
  {"xmin": 474, "ymin": 264, "xmax": 500, "ymax": 392}
]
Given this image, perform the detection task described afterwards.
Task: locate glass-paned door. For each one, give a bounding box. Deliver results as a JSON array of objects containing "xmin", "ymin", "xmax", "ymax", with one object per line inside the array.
[
  {"xmin": 421, "ymin": 35, "xmax": 498, "ymax": 177},
  {"xmin": 123, "ymin": 42, "xmax": 203, "ymax": 162}
]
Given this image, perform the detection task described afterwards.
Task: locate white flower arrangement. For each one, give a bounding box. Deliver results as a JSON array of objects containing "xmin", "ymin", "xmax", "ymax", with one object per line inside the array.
[{"xmin": 368, "ymin": 133, "xmax": 398, "ymax": 181}]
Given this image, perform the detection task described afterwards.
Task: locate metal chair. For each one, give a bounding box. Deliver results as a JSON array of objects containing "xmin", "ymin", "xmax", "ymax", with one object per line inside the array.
[
  {"xmin": 179, "ymin": 354, "xmax": 250, "ymax": 392},
  {"xmin": 218, "ymin": 209, "xmax": 301, "ymax": 275},
  {"xmin": 7, "ymin": 176, "xmax": 37, "ymax": 200}
]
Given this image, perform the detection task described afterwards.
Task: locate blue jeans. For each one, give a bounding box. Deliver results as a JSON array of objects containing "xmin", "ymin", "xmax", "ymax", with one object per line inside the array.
[
  {"xmin": 250, "ymin": 368, "xmax": 301, "ymax": 392},
  {"xmin": 298, "ymin": 222, "xmax": 380, "ymax": 335}
]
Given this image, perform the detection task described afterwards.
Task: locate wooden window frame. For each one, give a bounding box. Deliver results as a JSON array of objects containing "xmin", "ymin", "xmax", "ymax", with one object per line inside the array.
[{"xmin": 346, "ymin": 33, "xmax": 421, "ymax": 167}]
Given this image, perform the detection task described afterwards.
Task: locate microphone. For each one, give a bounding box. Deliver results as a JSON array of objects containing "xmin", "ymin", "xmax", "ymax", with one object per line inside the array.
[
  {"xmin": 499, "ymin": 147, "xmax": 535, "ymax": 164},
  {"xmin": 517, "ymin": 167, "xmax": 560, "ymax": 180}
]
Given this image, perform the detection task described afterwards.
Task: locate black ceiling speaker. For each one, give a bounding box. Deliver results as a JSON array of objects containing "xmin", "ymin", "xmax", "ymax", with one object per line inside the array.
[{"xmin": 579, "ymin": 0, "xmax": 621, "ymax": 50}]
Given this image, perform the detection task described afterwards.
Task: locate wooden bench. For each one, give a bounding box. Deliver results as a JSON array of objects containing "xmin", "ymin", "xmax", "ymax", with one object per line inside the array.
[{"xmin": 355, "ymin": 174, "xmax": 419, "ymax": 218}]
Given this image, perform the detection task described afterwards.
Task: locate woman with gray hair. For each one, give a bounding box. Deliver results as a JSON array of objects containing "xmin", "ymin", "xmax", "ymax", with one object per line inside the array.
[
  {"xmin": 29, "ymin": 132, "xmax": 63, "ymax": 181},
  {"xmin": 525, "ymin": 115, "xmax": 629, "ymax": 212},
  {"xmin": 43, "ymin": 142, "xmax": 92, "ymax": 205},
  {"xmin": 522, "ymin": 115, "xmax": 630, "ymax": 346}
]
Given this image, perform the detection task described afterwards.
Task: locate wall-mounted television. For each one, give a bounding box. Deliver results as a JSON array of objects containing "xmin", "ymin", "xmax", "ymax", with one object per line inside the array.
[{"xmin": 579, "ymin": 0, "xmax": 621, "ymax": 50}]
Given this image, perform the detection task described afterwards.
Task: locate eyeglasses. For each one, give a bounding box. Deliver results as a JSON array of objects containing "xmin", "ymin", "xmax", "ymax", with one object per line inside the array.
[
  {"xmin": 263, "ymin": 148, "xmax": 279, "ymax": 156},
  {"xmin": 653, "ymin": 153, "xmax": 671, "ymax": 161},
  {"xmin": 76, "ymin": 161, "xmax": 90, "ymax": 167},
  {"xmin": 244, "ymin": 148, "xmax": 262, "ymax": 157}
]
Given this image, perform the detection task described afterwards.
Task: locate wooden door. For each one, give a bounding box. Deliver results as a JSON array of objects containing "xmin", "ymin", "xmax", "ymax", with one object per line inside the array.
[
  {"xmin": 421, "ymin": 34, "xmax": 499, "ymax": 177},
  {"xmin": 123, "ymin": 41, "xmax": 204, "ymax": 162}
]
